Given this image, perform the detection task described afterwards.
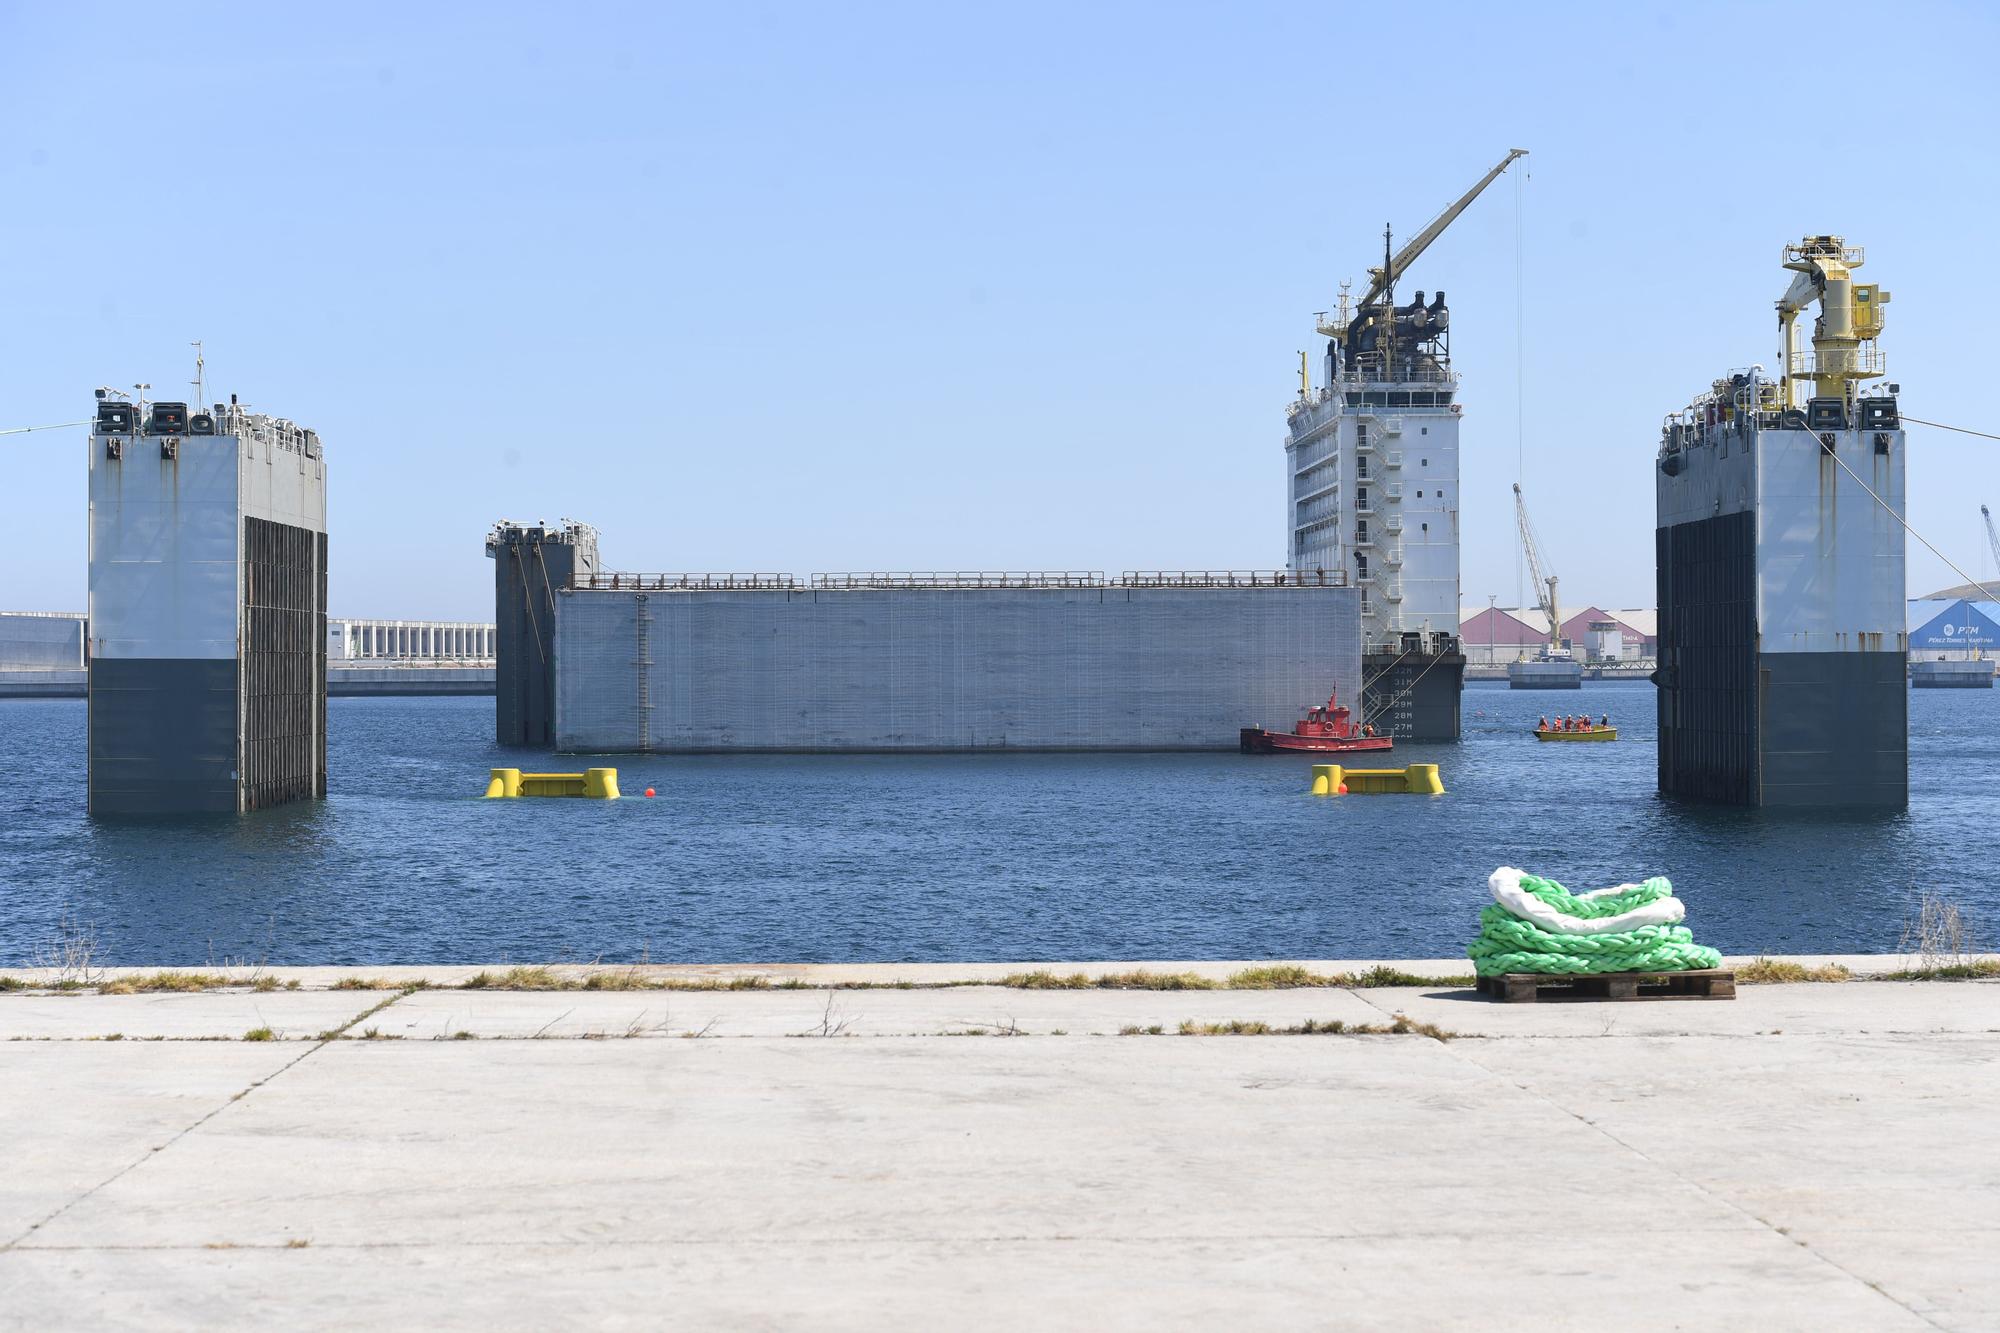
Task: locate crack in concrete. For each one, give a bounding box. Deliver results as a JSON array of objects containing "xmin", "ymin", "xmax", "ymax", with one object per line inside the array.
[
  {"xmin": 1434, "ymin": 1032, "xmax": 1950, "ymax": 1332},
  {"xmin": 1, "ymin": 1224, "xmax": 1795, "ymax": 1253},
  {"xmin": 0, "ymin": 989, "xmax": 418, "ymax": 1253}
]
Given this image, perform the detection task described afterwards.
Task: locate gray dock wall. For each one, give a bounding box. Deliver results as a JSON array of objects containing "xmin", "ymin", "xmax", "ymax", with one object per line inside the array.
[
  {"xmin": 0, "ymin": 613, "xmax": 85, "ymax": 670},
  {"xmin": 552, "ymin": 586, "xmax": 1362, "ymax": 753}
]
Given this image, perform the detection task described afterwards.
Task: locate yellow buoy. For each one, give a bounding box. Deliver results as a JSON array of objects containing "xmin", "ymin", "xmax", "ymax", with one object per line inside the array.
[
  {"xmin": 484, "ymin": 767, "xmax": 620, "ymax": 799},
  {"xmin": 1309, "ymin": 763, "xmax": 1444, "ymax": 795}
]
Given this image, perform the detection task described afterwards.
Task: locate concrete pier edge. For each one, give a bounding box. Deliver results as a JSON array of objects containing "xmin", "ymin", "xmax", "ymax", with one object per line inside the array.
[{"xmin": 0, "ymin": 953, "xmax": 1951, "ymax": 990}]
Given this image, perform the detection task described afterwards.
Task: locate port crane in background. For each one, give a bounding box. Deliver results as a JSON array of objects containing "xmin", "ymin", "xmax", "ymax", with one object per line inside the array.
[
  {"xmin": 1317, "ymin": 147, "xmax": 1528, "ymax": 347},
  {"xmin": 1513, "ymin": 482, "xmax": 1568, "ymax": 661},
  {"xmin": 1984, "ymin": 505, "xmax": 2000, "ymax": 577}
]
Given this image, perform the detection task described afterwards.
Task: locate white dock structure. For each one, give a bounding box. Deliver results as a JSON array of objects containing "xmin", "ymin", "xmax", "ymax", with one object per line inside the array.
[
  {"xmin": 2, "ymin": 611, "xmax": 494, "ymax": 698},
  {"xmin": 329, "ymin": 619, "xmax": 495, "ymax": 663}
]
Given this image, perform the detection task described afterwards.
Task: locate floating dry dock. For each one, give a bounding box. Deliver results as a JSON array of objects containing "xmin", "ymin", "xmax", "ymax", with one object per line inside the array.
[
  {"xmin": 86, "ymin": 391, "xmax": 327, "ymax": 814},
  {"xmin": 1655, "ymin": 236, "xmax": 1907, "ymax": 807},
  {"xmin": 488, "ymin": 535, "xmax": 1366, "ymax": 755}
]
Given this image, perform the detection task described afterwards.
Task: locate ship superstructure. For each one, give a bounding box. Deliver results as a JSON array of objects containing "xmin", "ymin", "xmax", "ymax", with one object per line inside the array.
[
  {"xmin": 1655, "ymin": 236, "xmax": 1906, "ymax": 806},
  {"xmin": 87, "ymin": 390, "xmax": 328, "ymax": 813},
  {"xmin": 1284, "ymin": 150, "xmax": 1525, "ymax": 739}
]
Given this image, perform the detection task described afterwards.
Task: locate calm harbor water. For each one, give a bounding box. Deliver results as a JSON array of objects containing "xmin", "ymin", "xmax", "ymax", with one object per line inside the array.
[{"xmin": 0, "ymin": 681, "xmax": 1992, "ymax": 965}]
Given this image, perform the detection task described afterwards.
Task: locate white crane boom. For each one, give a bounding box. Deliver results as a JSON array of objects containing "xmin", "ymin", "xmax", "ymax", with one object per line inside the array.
[
  {"xmin": 1355, "ymin": 148, "xmax": 1528, "ymax": 316},
  {"xmin": 1984, "ymin": 505, "xmax": 2000, "ymax": 575},
  {"xmin": 1513, "ymin": 483, "xmax": 1562, "ymax": 655}
]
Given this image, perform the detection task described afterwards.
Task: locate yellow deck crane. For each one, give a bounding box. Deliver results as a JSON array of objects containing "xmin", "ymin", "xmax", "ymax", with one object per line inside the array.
[
  {"xmin": 1776, "ymin": 236, "xmax": 1890, "ymax": 411},
  {"xmin": 1513, "ymin": 482, "xmax": 1567, "ymax": 661}
]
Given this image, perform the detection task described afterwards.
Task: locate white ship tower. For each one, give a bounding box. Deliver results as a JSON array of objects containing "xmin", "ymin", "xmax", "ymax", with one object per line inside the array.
[{"xmin": 1284, "ymin": 150, "xmax": 1524, "ymax": 739}]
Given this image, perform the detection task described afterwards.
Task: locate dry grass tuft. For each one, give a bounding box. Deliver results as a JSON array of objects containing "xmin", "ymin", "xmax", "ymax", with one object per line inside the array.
[
  {"xmin": 242, "ymin": 1026, "xmax": 277, "ymax": 1042},
  {"xmin": 106, "ymin": 971, "xmax": 234, "ymax": 994},
  {"xmin": 1162, "ymin": 1013, "xmax": 1457, "ymax": 1040},
  {"xmin": 998, "ymin": 970, "xmax": 1092, "ymax": 990},
  {"xmin": 462, "ymin": 966, "xmax": 571, "ymax": 991},
  {"xmin": 1738, "ymin": 957, "xmax": 1852, "ymax": 984},
  {"xmin": 581, "ymin": 969, "xmax": 650, "ymax": 991},
  {"xmin": 1879, "ymin": 958, "xmax": 2000, "ymax": 981},
  {"xmin": 1344, "ymin": 965, "xmax": 1476, "ymax": 988},
  {"xmin": 1226, "ymin": 965, "xmax": 1332, "ymax": 989},
  {"xmin": 999, "ymin": 970, "xmax": 1218, "ymax": 991},
  {"xmin": 1179, "ymin": 1018, "xmax": 1271, "ymax": 1035}
]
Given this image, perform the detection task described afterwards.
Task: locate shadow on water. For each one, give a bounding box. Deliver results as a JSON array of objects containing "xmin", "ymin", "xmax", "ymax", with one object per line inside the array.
[{"xmin": 0, "ymin": 683, "xmax": 1992, "ymax": 965}]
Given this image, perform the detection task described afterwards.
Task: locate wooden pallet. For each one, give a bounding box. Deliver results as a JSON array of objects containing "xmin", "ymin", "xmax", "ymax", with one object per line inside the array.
[{"xmin": 1477, "ymin": 969, "xmax": 1736, "ymax": 1004}]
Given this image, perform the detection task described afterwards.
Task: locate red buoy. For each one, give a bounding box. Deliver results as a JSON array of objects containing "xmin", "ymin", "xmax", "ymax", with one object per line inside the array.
[{"xmin": 644, "ymin": 787, "xmax": 656, "ymax": 798}]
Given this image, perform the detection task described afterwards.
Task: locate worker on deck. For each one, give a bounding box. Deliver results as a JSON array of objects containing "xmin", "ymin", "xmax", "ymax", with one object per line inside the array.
[
  {"xmin": 1538, "ymin": 715, "xmax": 1549, "ymax": 732},
  {"xmin": 1599, "ymin": 713, "xmax": 1609, "ymax": 729}
]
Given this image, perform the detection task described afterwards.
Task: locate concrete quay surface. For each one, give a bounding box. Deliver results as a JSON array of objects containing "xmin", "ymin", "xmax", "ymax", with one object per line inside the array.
[{"xmin": 3, "ymin": 969, "xmax": 1996, "ymax": 1330}]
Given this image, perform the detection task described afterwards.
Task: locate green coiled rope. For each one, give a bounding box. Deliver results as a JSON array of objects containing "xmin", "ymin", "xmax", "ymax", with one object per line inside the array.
[{"xmin": 1467, "ymin": 873, "xmax": 1722, "ymax": 976}]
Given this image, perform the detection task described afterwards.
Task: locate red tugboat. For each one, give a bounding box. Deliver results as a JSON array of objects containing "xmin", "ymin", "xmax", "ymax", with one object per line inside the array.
[{"xmin": 1239, "ymin": 688, "xmax": 1394, "ymax": 754}]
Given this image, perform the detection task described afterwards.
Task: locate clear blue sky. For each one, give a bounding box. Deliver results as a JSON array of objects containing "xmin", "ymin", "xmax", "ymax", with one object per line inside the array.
[{"xmin": 4, "ymin": 1, "xmax": 1997, "ymax": 619}]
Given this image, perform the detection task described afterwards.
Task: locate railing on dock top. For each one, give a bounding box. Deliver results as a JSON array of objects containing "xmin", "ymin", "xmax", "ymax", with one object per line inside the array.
[
  {"xmin": 812, "ymin": 572, "xmax": 1105, "ymax": 589},
  {"xmin": 575, "ymin": 573, "xmax": 802, "ymax": 591},
  {"xmin": 1119, "ymin": 570, "xmax": 1349, "ymax": 588},
  {"xmin": 570, "ymin": 570, "xmax": 1355, "ymax": 592}
]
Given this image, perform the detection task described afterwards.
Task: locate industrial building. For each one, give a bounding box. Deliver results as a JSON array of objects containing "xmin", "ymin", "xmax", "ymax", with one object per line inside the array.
[
  {"xmin": 1458, "ymin": 604, "xmax": 1658, "ymax": 666},
  {"xmin": 328, "ymin": 618, "xmax": 495, "ymax": 663},
  {"xmin": 1906, "ymin": 597, "xmax": 1998, "ymax": 686},
  {"xmin": 85, "ymin": 391, "xmax": 328, "ymax": 813}
]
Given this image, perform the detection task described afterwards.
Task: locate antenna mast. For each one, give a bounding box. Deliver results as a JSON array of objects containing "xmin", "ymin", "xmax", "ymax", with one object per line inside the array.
[{"xmin": 190, "ymin": 341, "xmax": 206, "ymax": 408}]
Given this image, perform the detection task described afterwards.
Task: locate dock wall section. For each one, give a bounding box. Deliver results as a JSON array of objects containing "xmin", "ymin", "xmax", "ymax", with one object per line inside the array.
[
  {"xmin": 0, "ymin": 612, "xmax": 85, "ymax": 670},
  {"xmin": 552, "ymin": 585, "xmax": 1362, "ymax": 753}
]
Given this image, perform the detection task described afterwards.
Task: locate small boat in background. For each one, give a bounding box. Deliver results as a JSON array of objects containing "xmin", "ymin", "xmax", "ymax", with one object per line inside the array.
[
  {"xmin": 1534, "ymin": 723, "xmax": 1617, "ymax": 742},
  {"xmin": 1240, "ymin": 689, "xmax": 1394, "ymax": 754}
]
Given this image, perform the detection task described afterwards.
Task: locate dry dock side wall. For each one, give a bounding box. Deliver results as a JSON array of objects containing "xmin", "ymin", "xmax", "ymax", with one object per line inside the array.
[{"xmin": 553, "ymin": 586, "xmax": 1362, "ymax": 753}]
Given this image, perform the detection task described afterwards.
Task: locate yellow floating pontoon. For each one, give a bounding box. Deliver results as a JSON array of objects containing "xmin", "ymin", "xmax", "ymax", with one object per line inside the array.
[
  {"xmin": 1310, "ymin": 763, "xmax": 1445, "ymax": 795},
  {"xmin": 484, "ymin": 767, "xmax": 621, "ymax": 798},
  {"xmin": 1533, "ymin": 727, "xmax": 1618, "ymax": 743}
]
